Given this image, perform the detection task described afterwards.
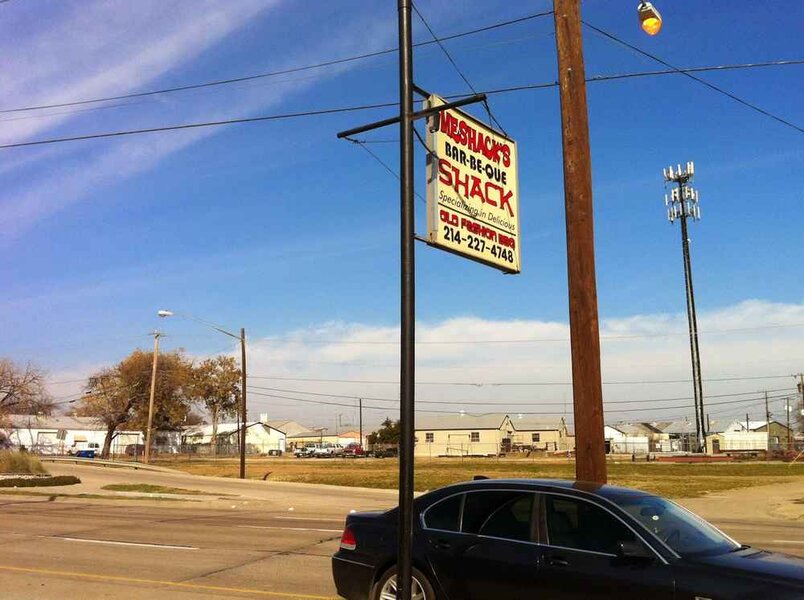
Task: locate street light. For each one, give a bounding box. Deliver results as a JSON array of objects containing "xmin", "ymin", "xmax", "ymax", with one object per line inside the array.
[
  {"xmin": 637, "ymin": 2, "xmax": 663, "ymax": 36},
  {"xmin": 158, "ymin": 309, "xmax": 248, "ymax": 479}
]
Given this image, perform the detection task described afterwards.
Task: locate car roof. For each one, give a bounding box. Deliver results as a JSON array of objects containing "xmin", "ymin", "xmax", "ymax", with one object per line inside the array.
[{"xmin": 429, "ymin": 478, "xmax": 656, "ymax": 502}]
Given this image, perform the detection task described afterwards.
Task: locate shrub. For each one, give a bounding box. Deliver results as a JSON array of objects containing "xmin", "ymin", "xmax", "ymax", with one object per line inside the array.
[
  {"xmin": 0, "ymin": 451, "xmax": 48, "ymax": 475},
  {"xmin": 0, "ymin": 475, "xmax": 80, "ymax": 488}
]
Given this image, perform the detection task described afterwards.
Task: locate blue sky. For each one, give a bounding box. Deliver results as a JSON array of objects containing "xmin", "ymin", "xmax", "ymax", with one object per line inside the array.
[{"xmin": 1, "ymin": 0, "xmax": 802, "ymax": 427}]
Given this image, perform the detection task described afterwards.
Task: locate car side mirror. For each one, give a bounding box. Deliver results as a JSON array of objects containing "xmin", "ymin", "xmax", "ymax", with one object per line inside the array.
[{"xmin": 617, "ymin": 541, "xmax": 653, "ymax": 561}]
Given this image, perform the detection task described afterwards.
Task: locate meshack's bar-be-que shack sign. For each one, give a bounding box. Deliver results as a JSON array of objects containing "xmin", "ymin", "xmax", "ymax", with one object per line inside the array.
[{"xmin": 426, "ymin": 94, "xmax": 520, "ymax": 274}]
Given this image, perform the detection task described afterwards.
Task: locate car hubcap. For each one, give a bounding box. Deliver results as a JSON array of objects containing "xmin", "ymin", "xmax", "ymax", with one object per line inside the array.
[{"xmin": 380, "ymin": 575, "xmax": 426, "ymax": 600}]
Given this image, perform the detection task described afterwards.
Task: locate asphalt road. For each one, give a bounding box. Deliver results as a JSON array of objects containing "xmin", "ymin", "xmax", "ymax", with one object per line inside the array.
[
  {"xmin": 1, "ymin": 463, "xmax": 803, "ymax": 599},
  {"xmin": 0, "ymin": 499, "xmax": 346, "ymax": 599}
]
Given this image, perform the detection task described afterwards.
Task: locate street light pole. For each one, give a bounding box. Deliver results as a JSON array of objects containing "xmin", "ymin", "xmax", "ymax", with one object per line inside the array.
[
  {"xmin": 144, "ymin": 330, "xmax": 160, "ymax": 464},
  {"xmin": 553, "ymin": 0, "xmax": 607, "ymax": 484},
  {"xmin": 158, "ymin": 310, "xmax": 247, "ymax": 479}
]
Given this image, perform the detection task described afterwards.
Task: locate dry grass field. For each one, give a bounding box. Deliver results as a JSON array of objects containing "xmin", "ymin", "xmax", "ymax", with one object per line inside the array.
[{"xmin": 154, "ymin": 456, "xmax": 804, "ymax": 499}]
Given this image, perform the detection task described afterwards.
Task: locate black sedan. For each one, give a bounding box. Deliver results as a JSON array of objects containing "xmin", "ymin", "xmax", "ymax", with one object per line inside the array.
[{"xmin": 332, "ymin": 478, "xmax": 804, "ymax": 599}]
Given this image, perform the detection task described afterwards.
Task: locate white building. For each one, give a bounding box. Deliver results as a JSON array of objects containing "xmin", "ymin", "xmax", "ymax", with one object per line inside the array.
[
  {"xmin": 183, "ymin": 420, "xmax": 286, "ymax": 454},
  {"xmin": 2, "ymin": 415, "xmax": 142, "ymax": 455},
  {"xmin": 604, "ymin": 425, "xmax": 650, "ymax": 454}
]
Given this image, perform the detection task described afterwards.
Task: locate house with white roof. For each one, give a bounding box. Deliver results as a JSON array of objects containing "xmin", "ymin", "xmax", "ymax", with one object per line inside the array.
[
  {"xmin": 1, "ymin": 414, "xmax": 142, "ymax": 455},
  {"xmin": 183, "ymin": 420, "xmax": 286, "ymax": 455},
  {"xmin": 706, "ymin": 419, "xmax": 793, "ymax": 453}
]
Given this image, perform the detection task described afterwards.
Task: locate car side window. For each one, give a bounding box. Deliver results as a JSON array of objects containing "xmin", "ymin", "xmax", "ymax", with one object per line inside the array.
[
  {"xmin": 545, "ymin": 495, "xmax": 635, "ymax": 555},
  {"xmin": 462, "ymin": 491, "xmax": 534, "ymax": 541},
  {"xmin": 478, "ymin": 493, "xmax": 534, "ymax": 542},
  {"xmin": 424, "ymin": 494, "xmax": 463, "ymax": 532}
]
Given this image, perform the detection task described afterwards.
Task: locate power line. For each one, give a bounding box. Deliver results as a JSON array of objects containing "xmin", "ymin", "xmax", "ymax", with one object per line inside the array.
[
  {"xmin": 247, "ymin": 383, "xmax": 795, "ymax": 407},
  {"xmin": 246, "ymin": 373, "xmax": 796, "ymax": 387},
  {"xmin": 582, "ymin": 20, "xmax": 804, "ymax": 134},
  {"xmin": 345, "ymin": 139, "xmax": 426, "ymax": 205},
  {"xmin": 0, "ymin": 10, "xmax": 554, "ymax": 115},
  {"xmin": 0, "ymin": 102, "xmax": 398, "ymax": 150},
  {"xmin": 245, "ymin": 387, "xmax": 790, "ymax": 417},
  {"xmin": 412, "ymin": 1, "xmax": 507, "ymax": 135},
  {"xmin": 3, "ymin": 60, "xmax": 802, "ymax": 151},
  {"xmin": 233, "ymin": 321, "xmax": 804, "ymax": 345}
]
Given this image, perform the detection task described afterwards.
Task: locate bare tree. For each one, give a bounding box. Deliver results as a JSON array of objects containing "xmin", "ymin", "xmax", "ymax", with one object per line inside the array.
[{"xmin": 0, "ymin": 358, "xmax": 53, "ymax": 423}]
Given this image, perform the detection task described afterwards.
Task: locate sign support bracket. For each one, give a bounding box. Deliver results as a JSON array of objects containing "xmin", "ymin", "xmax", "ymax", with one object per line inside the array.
[{"xmin": 336, "ymin": 93, "xmax": 486, "ymax": 140}]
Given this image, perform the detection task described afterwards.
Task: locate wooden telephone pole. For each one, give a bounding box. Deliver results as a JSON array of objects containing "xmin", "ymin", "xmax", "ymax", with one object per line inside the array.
[{"xmin": 554, "ymin": 0, "xmax": 607, "ymax": 484}]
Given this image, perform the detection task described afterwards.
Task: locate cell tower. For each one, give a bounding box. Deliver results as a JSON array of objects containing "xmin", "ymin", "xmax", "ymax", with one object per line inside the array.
[{"xmin": 663, "ymin": 162, "xmax": 705, "ymax": 452}]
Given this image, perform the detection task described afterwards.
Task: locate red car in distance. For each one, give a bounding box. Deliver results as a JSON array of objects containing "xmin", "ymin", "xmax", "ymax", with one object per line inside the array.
[{"xmin": 342, "ymin": 443, "xmax": 364, "ymax": 458}]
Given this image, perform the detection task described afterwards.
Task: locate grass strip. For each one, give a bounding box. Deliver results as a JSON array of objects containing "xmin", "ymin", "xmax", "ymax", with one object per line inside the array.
[
  {"xmin": 0, "ymin": 475, "xmax": 80, "ymax": 488},
  {"xmin": 101, "ymin": 483, "xmax": 221, "ymax": 496}
]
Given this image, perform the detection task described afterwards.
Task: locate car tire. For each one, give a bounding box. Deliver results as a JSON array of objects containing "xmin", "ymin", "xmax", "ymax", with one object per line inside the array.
[{"xmin": 370, "ymin": 565, "xmax": 435, "ymax": 600}]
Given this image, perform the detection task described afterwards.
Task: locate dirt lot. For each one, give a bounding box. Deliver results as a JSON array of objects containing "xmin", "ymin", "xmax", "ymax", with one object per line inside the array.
[{"xmin": 154, "ymin": 456, "xmax": 804, "ymax": 499}]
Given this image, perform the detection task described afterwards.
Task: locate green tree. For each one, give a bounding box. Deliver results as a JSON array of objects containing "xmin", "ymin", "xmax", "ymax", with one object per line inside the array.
[
  {"xmin": 367, "ymin": 418, "xmax": 400, "ymax": 445},
  {"xmin": 76, "ymin": 349, "xmax": 192, "ymax": 458},
  {"xmin": 187, "ymin": 356, "xmax": 241, "ymax": 455}
]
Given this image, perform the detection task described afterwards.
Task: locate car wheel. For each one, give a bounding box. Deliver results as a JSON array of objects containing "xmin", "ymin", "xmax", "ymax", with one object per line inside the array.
[{"xmin": 371, "ymin": 566, "xmax": 435, "ymax": 600}]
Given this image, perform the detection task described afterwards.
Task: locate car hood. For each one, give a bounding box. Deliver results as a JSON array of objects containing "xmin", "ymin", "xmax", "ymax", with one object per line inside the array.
[{"xmin": 689, "ymin": 547, "xmax": 804, "ymax": 586}]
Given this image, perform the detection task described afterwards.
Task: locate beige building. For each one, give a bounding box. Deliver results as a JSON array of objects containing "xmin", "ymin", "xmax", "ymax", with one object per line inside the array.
[
  {"xmin": 286, "ymin": 429, "xmax": 365, "ymax": 450},
  {"xmin": 414, "ymin": 413, "xmax": 514, "ymax": 457},
  {"xmin": 510, "ymin": 416, "xmax": 575, "ymax": 452}
]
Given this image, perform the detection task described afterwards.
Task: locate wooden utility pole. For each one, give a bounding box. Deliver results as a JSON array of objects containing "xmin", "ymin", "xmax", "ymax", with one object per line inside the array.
[
  {"xmin": 787, "ymin": 397, "xmax": 792, "ymax": 452},
  {"xmin": 553, "ymin": 0, "xmax": 606, "ymax": 484},
  {"xmin": 144, "ymin": 331, "xmax": 160, "ymax": 464},
  {"xmin": 358, "ymin": 398, "xmax": 363, "ymax": 453},
  {"xmin": 239, "ymin": 327, "xmax": 247, "ymax": 479},
  {"xmin": 765, "ymin": 391, "xmax": 771, "ymax": 457}
]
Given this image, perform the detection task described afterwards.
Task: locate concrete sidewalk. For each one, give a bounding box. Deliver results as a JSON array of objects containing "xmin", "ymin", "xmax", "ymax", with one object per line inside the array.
[
  {"xmin": 679, "ymin": 479, "xmax": 804, "ymax": 522},
  {"xmin": 15, "ymin": 462, "xmax": 399, "ymax": 516}
]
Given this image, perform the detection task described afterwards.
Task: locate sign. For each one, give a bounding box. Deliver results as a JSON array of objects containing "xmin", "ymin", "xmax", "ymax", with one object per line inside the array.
[{"xmin": 426, "ymin": 94, "xmax": 520, "ymax": 274}]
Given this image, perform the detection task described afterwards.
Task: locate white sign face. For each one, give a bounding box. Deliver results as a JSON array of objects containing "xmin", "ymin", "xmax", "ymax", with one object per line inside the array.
[{"xmin": 426, "ymin": 95, "xmax": 520, "ymax": 274}]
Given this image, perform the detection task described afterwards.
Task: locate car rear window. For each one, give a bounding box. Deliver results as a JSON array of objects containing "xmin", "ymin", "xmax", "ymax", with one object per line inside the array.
[
  {"xmin": 478, "ymin": 493, "xmax": 534, "ymax": 542},
  {"xmin": 424, "ymin": 494, "xmax": 463, "ymax": 532}
]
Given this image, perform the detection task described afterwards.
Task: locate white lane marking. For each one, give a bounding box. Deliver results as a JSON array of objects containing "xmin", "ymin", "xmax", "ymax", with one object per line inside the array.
[
  {"xmin": 55, "ymin": 537, "xmax": 197, "ymax": 550},
  {"xmin": 772, "ymin": 540, "xmax": 804, "ymax": 544},
  {"xmin": 274, "ymin": 516, "xmax": 344, "ymax": 522},
  {"xmin": 237, "ymin": 525, "xmax": 341, "ymax": 533}
]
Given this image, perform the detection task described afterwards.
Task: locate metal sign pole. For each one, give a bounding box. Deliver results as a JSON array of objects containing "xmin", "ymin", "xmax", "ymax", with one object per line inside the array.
[{"xmin": 397, "ymin": 0, "xmax": 415, "ymax": 597}]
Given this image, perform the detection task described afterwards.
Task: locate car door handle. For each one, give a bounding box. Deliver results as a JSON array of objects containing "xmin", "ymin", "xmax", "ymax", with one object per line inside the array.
[
  {"xmin": 429, "ymin": 539, "xmax": 452, "ymax": 550},
  {"xmin": 547, "ymin": 556, "xmax": 569, "ymax": 567}
]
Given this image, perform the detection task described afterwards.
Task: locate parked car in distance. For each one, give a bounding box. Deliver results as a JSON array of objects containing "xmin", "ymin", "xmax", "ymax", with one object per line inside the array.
[
  {"xmin": 124, "ymin": 444, "xmax": 146, "ymax": 457},
  {"xmin": 294, "ymin": 443, "xmax": 319, "ymax": 458},
  {"xmin": 68, "ymin": 442, "xmax": 101, "ymax": 457},
  {"xmin": 368, "ymin": 445, "xmax": 398, "ymax": 458},
  {"xmin": 313, "ymin": 443, "xmax": 344, "ymax": 458},
  {"xmin": 342, "ymin": 443, "xmax": 364, "ymax": 458},
  {"xmin": 332, "ymin": 478, "xmax": 804, "ymax": 600}
]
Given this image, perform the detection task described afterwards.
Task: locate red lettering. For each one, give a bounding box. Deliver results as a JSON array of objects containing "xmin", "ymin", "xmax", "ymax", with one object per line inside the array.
[
  {"xmin": 440, "ymin": 209, "xmax": 458, "ymax": 226},
  {"xmin": 499, "ymin": 188, "xmax": 514, "ymax": 217}
]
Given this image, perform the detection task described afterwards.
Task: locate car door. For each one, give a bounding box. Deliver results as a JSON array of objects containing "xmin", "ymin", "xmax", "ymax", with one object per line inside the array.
[
  {"xmin": 422, "ymin": 490, "xmax": 546, "ymax": 600},
  {"xmin": 538, "ymin": 493, "xmax": 675, "ymax": 600}
]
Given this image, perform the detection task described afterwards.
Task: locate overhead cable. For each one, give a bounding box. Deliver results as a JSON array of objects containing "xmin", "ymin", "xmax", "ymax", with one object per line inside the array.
[
  {"xmin": 0, "ymin": 10, "xmax": 554, "ymax": 115},
  {"xmin": 582, "ymin": 21, "xmax": 804, "ymax": 134}
]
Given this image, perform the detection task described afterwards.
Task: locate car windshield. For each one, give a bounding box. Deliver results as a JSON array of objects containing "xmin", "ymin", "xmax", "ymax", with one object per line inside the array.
[{"xmin": 617, "ymin": 495, "xmax": 740, "ymax": 557}]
